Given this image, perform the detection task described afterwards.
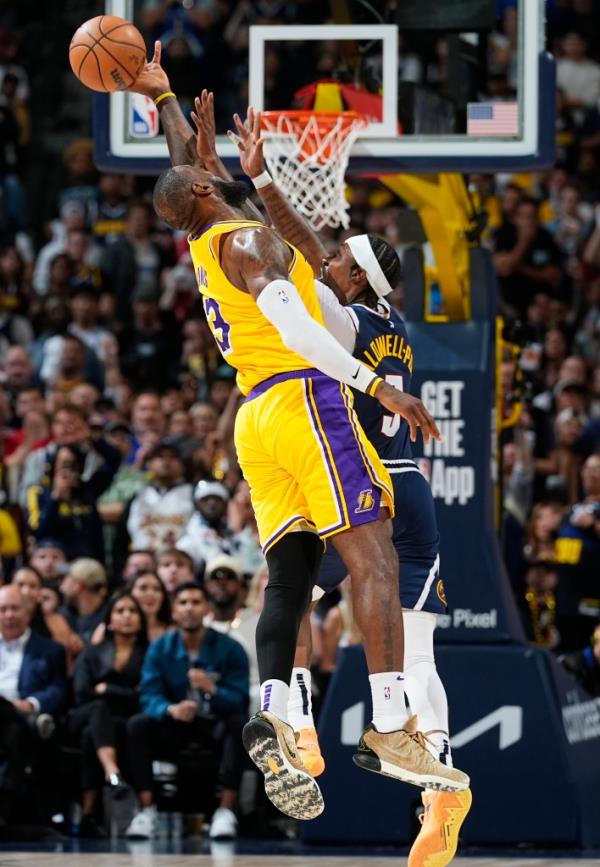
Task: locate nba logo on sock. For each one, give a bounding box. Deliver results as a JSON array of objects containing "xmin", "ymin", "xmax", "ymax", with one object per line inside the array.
[{"xmin": 384, "ymin": 686, "xmax": 391, "ymax": 700}]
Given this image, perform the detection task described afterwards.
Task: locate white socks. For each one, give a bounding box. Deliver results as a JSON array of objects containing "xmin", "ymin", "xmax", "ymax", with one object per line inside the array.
[
  {"xmin": 369, "ymin": 671, "xmax": 407, "ymax": 733},
  {"xmin": 260, "ymin": 679, "xmax": 289, "ymax": 722},
  {"xmin": 403, "ymin": 610, "xmax": 452, "ymax": 765},
  {"xmin": 287, "ymin": 667, "xmax": 315, "ymax": 731}
]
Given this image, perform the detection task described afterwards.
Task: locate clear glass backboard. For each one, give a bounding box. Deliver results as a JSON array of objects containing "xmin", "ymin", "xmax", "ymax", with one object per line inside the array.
[{"xmin": 93, "ymin": 0, "xmax": 554, "ymax": 174}]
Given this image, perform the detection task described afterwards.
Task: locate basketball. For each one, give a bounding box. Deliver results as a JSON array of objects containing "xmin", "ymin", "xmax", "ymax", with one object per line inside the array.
[{"xmin": 69, "ymin": 15, "xmax": 146, "ymax": 93}]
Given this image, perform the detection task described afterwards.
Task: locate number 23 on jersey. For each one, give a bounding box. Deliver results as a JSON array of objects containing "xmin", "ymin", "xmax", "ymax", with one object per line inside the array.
[{"xmin": 203, "ymin": 297, "xmax": 232, "ymax": 357}]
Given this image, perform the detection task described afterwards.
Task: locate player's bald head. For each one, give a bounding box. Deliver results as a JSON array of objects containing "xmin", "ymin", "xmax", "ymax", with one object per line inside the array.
[
  {"xmin": 153, "ymin": 164, "xmax": 200, "ymax": 230},
  {"xmin": 153, "ymin": 165, "xmax": 251, "ymax": 231}
]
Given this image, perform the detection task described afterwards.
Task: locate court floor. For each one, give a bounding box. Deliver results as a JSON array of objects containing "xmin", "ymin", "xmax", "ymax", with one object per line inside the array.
[{"xmin": 1, "ymin": 852, "xmax": 600, "ymax": 866}]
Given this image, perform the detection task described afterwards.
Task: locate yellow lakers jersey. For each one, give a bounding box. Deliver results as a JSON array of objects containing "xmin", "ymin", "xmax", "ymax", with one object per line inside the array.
[{"xmin": 188, "ymin": 220, "xmax": 324, "ymax": 395}]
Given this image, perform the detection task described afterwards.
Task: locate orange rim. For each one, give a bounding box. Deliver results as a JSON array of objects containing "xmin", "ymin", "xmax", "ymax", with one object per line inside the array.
[{"xmin": 260, "ymin": 110, "xmax": 367, "ymax": 162}]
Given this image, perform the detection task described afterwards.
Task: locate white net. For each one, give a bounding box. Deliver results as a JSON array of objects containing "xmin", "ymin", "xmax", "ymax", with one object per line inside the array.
[{"xmin": 260, "ymin": 111, "xmax": 367, "ymax": 231}]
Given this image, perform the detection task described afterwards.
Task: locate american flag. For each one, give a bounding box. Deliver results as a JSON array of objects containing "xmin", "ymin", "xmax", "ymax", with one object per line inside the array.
[{"xmin": 467, "ymin": 102, "xmax": 519, "ymax": 136}]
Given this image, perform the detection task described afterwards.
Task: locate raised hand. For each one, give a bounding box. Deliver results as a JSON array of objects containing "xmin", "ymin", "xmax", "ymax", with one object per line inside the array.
[
  {"xmin": 128, "ymin": 39, "xmax": 170, "ymax": 100},
  {"xmin": 190, "ymin": 89, "xmax": 218, "ymax": 165},
  {"xmin": 374, "ymin": 383, "xmax": 442, "ymax": 446},
  {"xmin": 228, "ymin": 106, "xmax": 267, "ymax": 179}
]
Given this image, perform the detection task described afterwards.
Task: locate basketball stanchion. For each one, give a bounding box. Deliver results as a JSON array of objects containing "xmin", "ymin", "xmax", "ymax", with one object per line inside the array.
[{"xmin": 260, "ymin": 110, "xmax": 367, "ymax": 230}]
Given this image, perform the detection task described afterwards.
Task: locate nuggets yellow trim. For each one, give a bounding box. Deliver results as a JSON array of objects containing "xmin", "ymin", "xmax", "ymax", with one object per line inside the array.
[{"xmin": 366, "ymin": 375, "xmax": 384, "ymax": 397}]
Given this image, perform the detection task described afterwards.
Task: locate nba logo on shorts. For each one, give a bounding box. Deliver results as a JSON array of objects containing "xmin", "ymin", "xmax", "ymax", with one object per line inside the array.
[
  {"xmin": 277, "ymin": 288, "xmax": 289, "ymax": 303},
  {"xmin": 355, "ymin": 489, "xmax": 375, "ymax": 514},
  {"xmin": 129, "ymin": 94, "xmax": 159, "ymax": 139},
  {"xmin": 384, "ymin": 686, "xmax": 391, "ymax": 700}
]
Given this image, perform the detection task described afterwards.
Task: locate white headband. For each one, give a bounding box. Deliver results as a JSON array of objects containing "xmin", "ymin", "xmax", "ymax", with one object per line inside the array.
[{"xmin": 346, "ymin": 235, "xmax": 393, "ymax": 298}]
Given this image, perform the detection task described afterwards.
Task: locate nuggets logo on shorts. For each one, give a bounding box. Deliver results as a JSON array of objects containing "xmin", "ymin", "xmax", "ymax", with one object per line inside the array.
[
  {"xmin": 437, "ymin": 578, "xmax": 447, "ymax": 606},
  {"xmin": 355, "ymin": 488, "xmax": 375, "ymax": 514}
]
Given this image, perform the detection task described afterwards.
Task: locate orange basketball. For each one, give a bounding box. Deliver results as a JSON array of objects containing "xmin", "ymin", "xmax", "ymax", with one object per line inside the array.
[{"xmin": 69, "ymin": 15, "xmax": 146, "ymax": 93}]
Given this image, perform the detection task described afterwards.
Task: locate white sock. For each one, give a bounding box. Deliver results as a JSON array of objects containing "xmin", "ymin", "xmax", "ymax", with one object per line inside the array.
[
  {"xmin": 260, "ymin": 679, "xmax": 289, "ymax": 722},
  {"xmin": 403, "ymin": 610, "xmax": 452, "ymax": 766},
  {"xmin": 287, "ymin": 667, "xmax": 315, "ymax": 732},
  {"xmin": 369, "ymin": 671, "xmax": 407, "ymax": 733}
]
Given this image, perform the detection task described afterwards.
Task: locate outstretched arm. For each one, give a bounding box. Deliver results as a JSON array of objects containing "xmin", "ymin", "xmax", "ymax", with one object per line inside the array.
[
  {"xmin": 224, "ymin": 226, "xmax": 440, "ymax": 445},
  {"xmin": 190, "ymin": 89, "xmax": 234, "ymax": 181},
  {"xmin": 190, "ymin": 92, "xmax": 264, "ymax": 223},
  {"xmin": 128, "ymin": 41, "xmax": 196, "ymax": 166},
  {"xmin": 229, "ymin": 107, "xmax": 327, "ymax": 274}
]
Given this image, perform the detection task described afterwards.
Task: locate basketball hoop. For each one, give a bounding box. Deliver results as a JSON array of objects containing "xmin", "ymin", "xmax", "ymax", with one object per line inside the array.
[{"xmin": 260, "ymin": 111, "xmax": 367, "ymax": 231}]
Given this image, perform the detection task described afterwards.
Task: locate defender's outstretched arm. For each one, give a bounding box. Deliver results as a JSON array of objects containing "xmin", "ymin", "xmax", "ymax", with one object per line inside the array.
[{"xmin": 229, "ymin": 107, "xmax": 327, "ymax": 275}]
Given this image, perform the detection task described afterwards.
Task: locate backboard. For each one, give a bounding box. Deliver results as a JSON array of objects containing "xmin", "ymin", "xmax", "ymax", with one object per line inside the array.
[{"xmin": 93, "ymin": 0, "xmax": 555, "ymax": 175}]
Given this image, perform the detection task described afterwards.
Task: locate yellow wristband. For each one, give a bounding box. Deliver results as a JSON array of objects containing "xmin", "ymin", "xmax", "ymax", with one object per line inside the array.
[
  {"xmin": 366, "ymin": 376, "xmax": 383, "ymax": 397},
  {"xmin": 154, "ymin": 91, "xmax": 176, "ymax": 107}
]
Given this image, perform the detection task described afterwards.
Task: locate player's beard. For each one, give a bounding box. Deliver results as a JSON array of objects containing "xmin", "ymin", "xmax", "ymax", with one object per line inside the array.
[
  {"xmin": 213, "ymin": 178, "xmax": 250, "ymax": 207},
  {"xmin": 320, "ymin": 260, "xmax": 346, "ymax": 303}
]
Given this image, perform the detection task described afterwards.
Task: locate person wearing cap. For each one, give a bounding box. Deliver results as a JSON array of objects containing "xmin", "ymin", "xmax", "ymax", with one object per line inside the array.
[
  {"xmin": 176, "ymin": 479, "xmax": 236, "ymax": 576},
  {"xmin": 123, "ymin": 440, "xmax": 193, "ymax": 557},
  {"xmin": 202, "ymin": 555, "xmax": 246, "ymax": 631}
]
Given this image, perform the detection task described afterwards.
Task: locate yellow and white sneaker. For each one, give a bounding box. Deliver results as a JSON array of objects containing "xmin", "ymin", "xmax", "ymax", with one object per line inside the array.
[
  {"xmin": 408, "ymin": 788, "xmax": 473, "ymax": 867},
  {"xmin": 352, "ymin": 716, "xmax": 470, "ymax": 792},
  {"xmin": 296, "ymin": 727, "xmax": 326, "ymax": 778}
]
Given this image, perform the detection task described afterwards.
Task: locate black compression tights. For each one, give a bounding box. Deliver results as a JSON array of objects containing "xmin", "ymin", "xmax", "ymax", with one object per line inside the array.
[{"xmin": 257, "ymin": 531, "xmax": 324, "ymax": 684}]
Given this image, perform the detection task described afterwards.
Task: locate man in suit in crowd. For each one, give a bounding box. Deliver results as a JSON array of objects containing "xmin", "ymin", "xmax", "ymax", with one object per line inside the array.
[{"xmin": 0, "ymin": 585, "xmax": 67, "ymax": 825}]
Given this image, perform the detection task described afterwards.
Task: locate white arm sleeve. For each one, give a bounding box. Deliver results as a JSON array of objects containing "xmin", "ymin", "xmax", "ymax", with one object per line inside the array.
[
  {"xmin": 256, "ymin": 279, "xmax": 379, "ymax": 394},
  {"xmin": 314, "ymin": 280, "xmax": 357, "ymax": 353}
]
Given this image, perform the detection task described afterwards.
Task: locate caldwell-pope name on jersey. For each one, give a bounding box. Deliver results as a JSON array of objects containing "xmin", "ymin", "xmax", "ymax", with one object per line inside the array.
[{"xmin": 360, "ymin": 332, "xmax": 414, "ymax": 373}]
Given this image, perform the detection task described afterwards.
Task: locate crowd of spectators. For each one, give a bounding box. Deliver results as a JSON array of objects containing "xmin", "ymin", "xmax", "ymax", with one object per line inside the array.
[{"xmin": 0, "ymin": 0, "xmax": 599, "ymax": 843}]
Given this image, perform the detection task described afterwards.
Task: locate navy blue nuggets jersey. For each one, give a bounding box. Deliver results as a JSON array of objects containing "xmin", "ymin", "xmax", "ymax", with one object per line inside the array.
[
  {"xmin": 348, "ymin": 301, "xmax": 414, "ymax": 463},
  {"xmin": 318, "ymin": 299, "xmax": 446, "ymax": 615}
]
